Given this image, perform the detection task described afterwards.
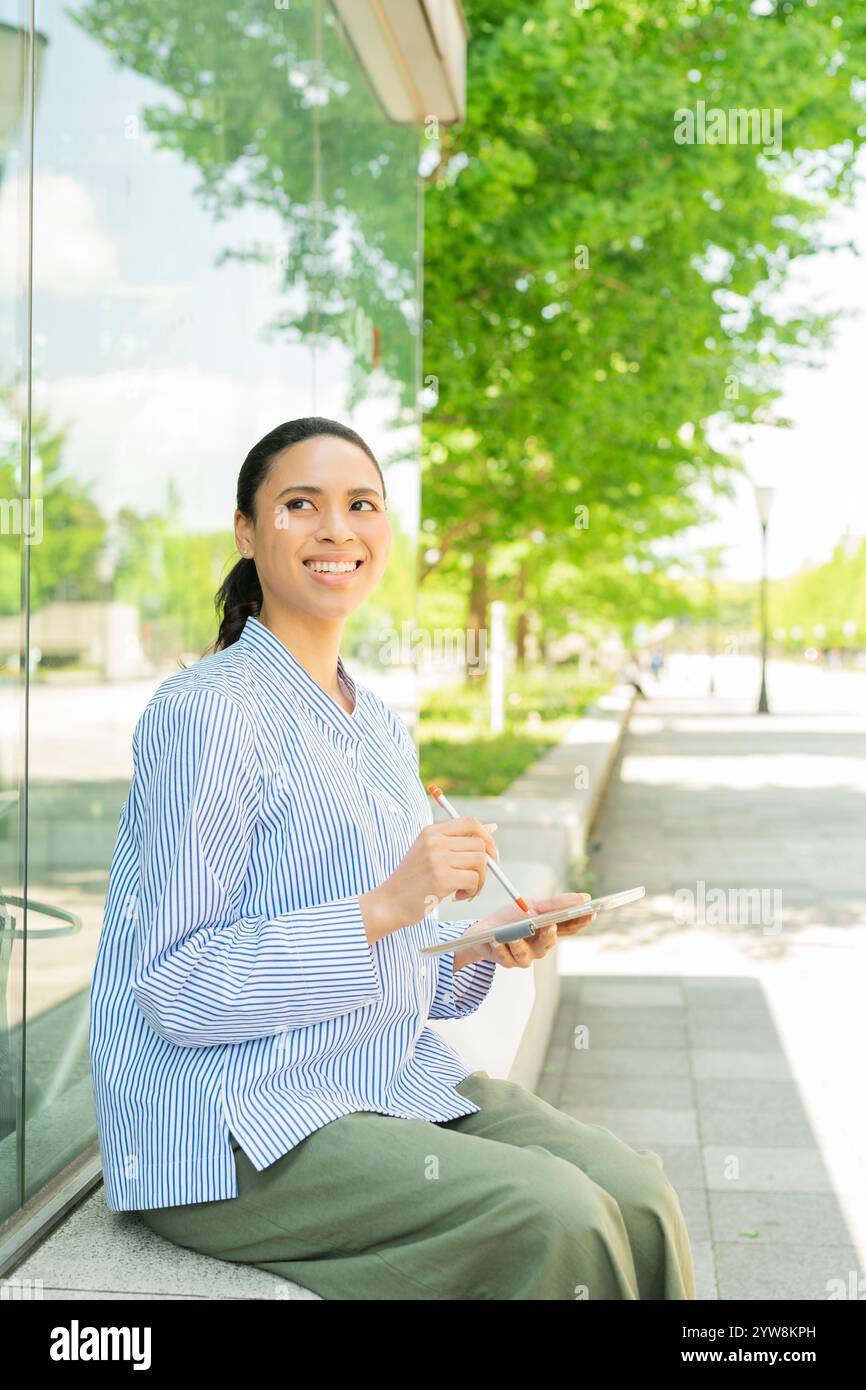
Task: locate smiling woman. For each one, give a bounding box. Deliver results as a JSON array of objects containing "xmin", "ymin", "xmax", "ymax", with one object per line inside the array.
[
  {"xmin": 208, "ymin": 417, "xmax": 391, "ymax": 675},
  {"xmin": 87, "ymin": 412, "xmax": 697, "ymax": 1301}
]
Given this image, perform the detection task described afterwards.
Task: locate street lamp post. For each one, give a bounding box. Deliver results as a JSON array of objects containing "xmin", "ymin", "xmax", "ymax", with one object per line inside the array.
[{"xmin": 754, "ymin": 485, "xmax": 774, "ymax": 714}]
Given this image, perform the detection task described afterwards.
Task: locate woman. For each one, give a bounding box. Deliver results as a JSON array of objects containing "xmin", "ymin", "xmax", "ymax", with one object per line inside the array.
[{"xmin": 88, "ymin": 417, "xmax": 696, "ymax": 1300}]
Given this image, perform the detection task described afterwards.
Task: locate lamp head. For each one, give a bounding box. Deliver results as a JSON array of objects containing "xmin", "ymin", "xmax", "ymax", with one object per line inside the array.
[{"xmin": 754, "ymin": 485, "xmax": 775, "ymax": 527}]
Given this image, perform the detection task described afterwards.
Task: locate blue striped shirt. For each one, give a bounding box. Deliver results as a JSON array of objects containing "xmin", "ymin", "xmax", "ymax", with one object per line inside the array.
[{"xmin": 88, "ymin": 614, "xmax": 497, "ymax": 1211}]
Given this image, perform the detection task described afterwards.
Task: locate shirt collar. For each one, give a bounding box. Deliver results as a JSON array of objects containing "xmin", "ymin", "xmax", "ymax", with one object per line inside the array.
[{"xmin": 238, "ymin": 615, "xmax": 363, "ymax": 744}]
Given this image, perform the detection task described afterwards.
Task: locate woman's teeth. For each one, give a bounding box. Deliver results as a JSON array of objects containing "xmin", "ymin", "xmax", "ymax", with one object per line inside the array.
[{"xmin": 304, "ymin": 560, "xmax": 362, "ymax": 574}]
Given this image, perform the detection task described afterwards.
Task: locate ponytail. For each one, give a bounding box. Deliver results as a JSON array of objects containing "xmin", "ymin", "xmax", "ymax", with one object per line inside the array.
[{"xmin": 212, "ymin": 554, "xmax": 263, "ymax": 653}]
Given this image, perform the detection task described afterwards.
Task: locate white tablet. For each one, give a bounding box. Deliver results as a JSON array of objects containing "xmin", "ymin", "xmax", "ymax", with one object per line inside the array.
[{"xmin": 419, "ymin": 886, "xmax": 646, "ymax": 957}]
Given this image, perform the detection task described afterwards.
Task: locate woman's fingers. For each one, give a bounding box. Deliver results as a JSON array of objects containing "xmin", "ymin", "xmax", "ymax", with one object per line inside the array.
[
  {"xmin": 443, "ymin": 836, "xmax": 500, "ymax": 859},
  {"xmin": 557, "ymin": 915, "xmax": 596, "ymax": 933},
  {"xmin": 492, "ymin": 923, "xmax": 558, "ymax": 968},
  {"xmin": 452, "ymin": 862, "xmax": 491, "ymax": 901},
  {"xmin": 449, "ymin": 840, "xmax": 501, "ymax": 900},
  {"xmin": 531, "ymin": 891, "xmax": 591, "ymax": 913},
  {"xmin": 438, "ymin": 818, "xmax": 500, "ymax": 861},
  {"xmin": 530, "ymin": 891, "xmax": 596, "ymax": 932}
]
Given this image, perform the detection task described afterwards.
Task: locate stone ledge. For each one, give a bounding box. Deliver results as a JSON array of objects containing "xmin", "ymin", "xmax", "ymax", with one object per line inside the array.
[
  {"xmin": 9, "ymin": 1185, "xmax": 318, "ymax": 1300},
  {"xmin": 433, "ymin": 683, "xmax": 636, "ymax": 1091}
]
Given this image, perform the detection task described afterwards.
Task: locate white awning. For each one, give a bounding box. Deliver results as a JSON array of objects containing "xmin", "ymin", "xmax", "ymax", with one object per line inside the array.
[{"xmin": 330, "ymin": 0, "xmax": 467, "ymax": 126}]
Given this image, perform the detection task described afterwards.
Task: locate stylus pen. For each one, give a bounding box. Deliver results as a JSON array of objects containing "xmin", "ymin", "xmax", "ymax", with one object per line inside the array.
[{"xmin": 427, "ymin": 783, "xmax": 537, "ymax": 919}]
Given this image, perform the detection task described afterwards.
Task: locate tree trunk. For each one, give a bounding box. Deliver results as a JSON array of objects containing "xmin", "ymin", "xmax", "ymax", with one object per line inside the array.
[
  {"xmin": 467, "ymin": 552, "xmax": 488, "ymax": 685},
  {"xmin": 514, "ymin": 559, "xmax": 528, "ymax": 669}
]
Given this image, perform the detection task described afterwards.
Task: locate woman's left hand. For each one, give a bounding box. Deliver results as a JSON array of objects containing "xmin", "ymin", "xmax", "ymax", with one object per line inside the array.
[{"xmin": 454, "ymin": 892, "xmax": 596, "ymax": 971}]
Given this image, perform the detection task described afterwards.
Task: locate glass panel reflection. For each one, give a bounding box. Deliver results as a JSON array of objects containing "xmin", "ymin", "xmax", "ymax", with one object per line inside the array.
[
  {"xmin": 16, "ymin": 0, "xmax": 421, "ymax": 1207},
  {"xmin": 25, "ymin": 0, "xmax": 320, "ymax": 1198},
  {"xmin": 0, "ymin": 0, "xmax": 36, "ymax": 1223},
  {"xmin": 318, "ymin": 2, "xmax": 421, "ymax": 730}
]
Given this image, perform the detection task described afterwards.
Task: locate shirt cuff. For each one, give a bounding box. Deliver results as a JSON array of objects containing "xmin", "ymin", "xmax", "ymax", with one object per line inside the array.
[
  {"xmin": 429, "ymin": 918, "xmax": 498, "ymax": 1020},
  {"xmin": 271, "ymin": 893, "xmax": 384, "ymax": 1027}
]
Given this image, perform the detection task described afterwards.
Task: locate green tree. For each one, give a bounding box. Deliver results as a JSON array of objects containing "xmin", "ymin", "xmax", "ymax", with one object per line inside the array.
[
  {"xmin": 0, "ymin": 392, "xmax": 107, "ymax": 615},
  {"xmin": 771, "ymin": 533, "xmax": 866, "ymax": 649},
  {"xmin": 421, "ymin": 0, "xmax": 863, "ymax": 664}
]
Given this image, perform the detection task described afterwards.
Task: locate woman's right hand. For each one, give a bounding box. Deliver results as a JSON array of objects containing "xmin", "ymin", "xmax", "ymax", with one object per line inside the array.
[{"xmin": 362, "ymin": 817, "xmax": 500, "ymax": 939}]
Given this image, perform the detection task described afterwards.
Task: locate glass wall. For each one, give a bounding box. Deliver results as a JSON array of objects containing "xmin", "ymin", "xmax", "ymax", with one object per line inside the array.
[
  {"xmin": 0, "ymin": 0, "xmax": 34, "ymax": 1224},
  {"xmin": 0, "ymin": 0, "xmax": 422, "ymax": 1222}
]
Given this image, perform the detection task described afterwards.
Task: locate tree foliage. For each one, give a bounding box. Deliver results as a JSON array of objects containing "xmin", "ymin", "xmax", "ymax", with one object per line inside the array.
[{"xmin": 421, "ymin": 0, "xmax": 866, "ymax": 650}]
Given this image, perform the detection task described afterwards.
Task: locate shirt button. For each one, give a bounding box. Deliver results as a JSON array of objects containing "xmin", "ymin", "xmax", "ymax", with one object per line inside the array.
[
  {"xmin": 388, "ymin": 802, "xmax": 399, "ymax": 813},
  {"xmin": 419, "ymin": 963, "xmax": 427, "ymax": 979}
]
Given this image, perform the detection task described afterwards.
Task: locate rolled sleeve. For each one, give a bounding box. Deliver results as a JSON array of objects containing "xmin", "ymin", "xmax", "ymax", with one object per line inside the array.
[
  {"xmin": 130, "ymin": 687, "xmax": 382, "ymax": 1047},
  {"xmin": 429, "ymin": 918, "xmax": 497, "ymax": 1020}
]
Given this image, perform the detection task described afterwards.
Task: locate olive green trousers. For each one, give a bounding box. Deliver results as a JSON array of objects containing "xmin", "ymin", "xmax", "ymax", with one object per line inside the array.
[{"xmin": 139, "ymin": 1070, "xmax": 696, "ymax": 1300}]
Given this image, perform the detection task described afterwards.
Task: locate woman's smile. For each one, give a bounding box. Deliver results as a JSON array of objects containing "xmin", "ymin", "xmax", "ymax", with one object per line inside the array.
[{"xmin": 302, "ymin": 557, "xmax": 366, "ymax": 586}]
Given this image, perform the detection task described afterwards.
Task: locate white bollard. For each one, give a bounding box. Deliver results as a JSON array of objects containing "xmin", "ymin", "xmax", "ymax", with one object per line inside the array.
[{"xmin": 489, "ymin": 600, "xmax": 506, "ymax": 735}]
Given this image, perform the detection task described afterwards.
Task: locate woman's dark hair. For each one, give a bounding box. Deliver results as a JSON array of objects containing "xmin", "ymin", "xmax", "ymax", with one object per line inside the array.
[{"xmin": 206, "ymin": 417, "xmax": 386, "ymax": 655}]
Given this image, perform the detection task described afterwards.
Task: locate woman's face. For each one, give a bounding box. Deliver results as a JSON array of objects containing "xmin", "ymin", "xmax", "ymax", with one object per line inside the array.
[{"xmin": 235, "ymin": 434, "xmax": 391, "ymax": 619}]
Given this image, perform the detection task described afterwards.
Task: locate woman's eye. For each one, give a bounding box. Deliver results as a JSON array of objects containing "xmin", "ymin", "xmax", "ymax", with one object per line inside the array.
[{"xmin": 286, "ymin": 498, "xmax": 377, "ymax": 511}]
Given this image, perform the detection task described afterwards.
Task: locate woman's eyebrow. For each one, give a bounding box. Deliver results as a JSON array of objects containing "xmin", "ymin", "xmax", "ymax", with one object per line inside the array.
[{"xmin": 274, "ymin": 484, "xmax": 382, "ymax": 500}]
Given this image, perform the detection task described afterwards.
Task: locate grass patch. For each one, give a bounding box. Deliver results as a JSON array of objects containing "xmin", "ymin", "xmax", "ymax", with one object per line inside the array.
[{"xmin": 418, "ymin": 664, "xmax": 610, "ymax": 797}]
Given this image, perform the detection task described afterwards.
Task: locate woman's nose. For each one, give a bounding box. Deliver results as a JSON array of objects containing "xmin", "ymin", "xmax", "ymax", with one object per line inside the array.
[{"xmin": 316, "ymin": 517, "xmax": 359, "ymax": 541}]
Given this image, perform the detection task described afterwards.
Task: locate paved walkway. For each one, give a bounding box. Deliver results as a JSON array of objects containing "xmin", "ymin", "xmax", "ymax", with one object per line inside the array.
[{"xmin": 537, "ymin": 655, "xmax": 866, "ymax": 1301}]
